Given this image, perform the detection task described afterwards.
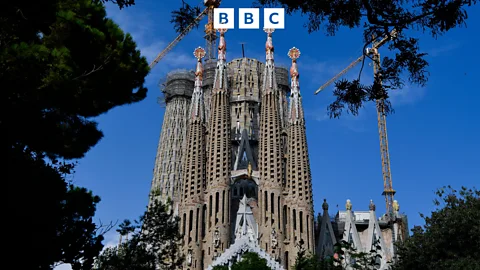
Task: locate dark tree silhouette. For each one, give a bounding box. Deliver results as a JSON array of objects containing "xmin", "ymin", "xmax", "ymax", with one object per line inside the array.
[
  {"xmin": 94, "ymin": 200, "xmax": 184, "ymax": 270},
  {"xmin": 101, "ymin": 0, "xmax": 136, "ymax": 9},
  {"xmin": 3, "ymin": 0, "xmax": 148, "ymax": 268},
  {"xmin": 8, "ymin": 148, "xmax": 106, "ymax": 269},
  {"xmin": 393, "ymin": 186, "xmax": 480, "ymax": 270},
  {"xmin": 171, "ymin": 0, "xmax": 202, "ymax": 33},
  {"xmin": 212, "ymin": 252, "xmax": 271, "ymax": 270}
]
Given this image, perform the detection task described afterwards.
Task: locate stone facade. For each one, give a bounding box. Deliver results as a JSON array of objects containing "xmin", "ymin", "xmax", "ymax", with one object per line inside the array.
[
  {"xmin": 148, "ymin": 28, "xmax": 410, "ymax": 269},
  {"xmin": 149, "ymin": 29, "xmax": 314, "ymax": 269},
  {"xmin": 149, "ymin": 70, "xmax": 194, "ymax": 210},
  {"xmin": 315, "ymin": 199, "xmax": 408, "ymax": 270}
]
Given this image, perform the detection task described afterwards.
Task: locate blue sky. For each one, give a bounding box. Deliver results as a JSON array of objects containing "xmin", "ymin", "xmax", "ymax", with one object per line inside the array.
[{"xmin": 57, "ymin": 1, "xmax": 480, "ymax": 262}]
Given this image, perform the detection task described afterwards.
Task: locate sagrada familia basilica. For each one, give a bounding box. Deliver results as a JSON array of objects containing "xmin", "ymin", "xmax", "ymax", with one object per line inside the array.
[{"xmin": 148, "ymin": 28, "xmax": 408, "ymax": 269}]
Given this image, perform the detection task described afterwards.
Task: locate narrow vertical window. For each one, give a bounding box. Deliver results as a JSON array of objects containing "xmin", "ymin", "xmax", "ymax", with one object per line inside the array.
[
  {"xmin": 188, "ymin": 210, "xmax": 193, "ymax": 243},
  {"xmin": 202, "ymin": 204, "xmax": 206, "ymax": 238},
  {"xmin": 222, "ymin": 190, "xmax": 225, "ymax": 223},
  {"xmin": 209, "ymin": 195, "xmax": 212, "ymax": 228},
  {"xmin": 283, "ymin": 205, "xmax": 287, "ymax": 239},
  {"xmin": 277, "ymin": 196, "xmax": 281, "ymax": 229},
  {"xmin": 264, "ymin": 190, "xmax": 268, "ymax": 222},
  {"xmin": 271, "ymin": 193, "xmax": 274, "ymax": 214},
  {"xmin": 182, "ymin": 213, "xmax": 186, "ymax": 235},
  {"xmin": 293, "ymin": 209, "xmax": 297, "ymax": 230},
  {"xmin": 215, "ymin": 192, "xmax": 219, "ymax": 224},
  {"xmin": 307, "ymin": 215, "xmax": 310, "ymax": 249},
  {"xmin": 194, "ymin": 208, "xmax": 199, "ymax": 242},
  {"xmin": 300, "ymin": 211, "xmax": 304, "ymax": 233}
]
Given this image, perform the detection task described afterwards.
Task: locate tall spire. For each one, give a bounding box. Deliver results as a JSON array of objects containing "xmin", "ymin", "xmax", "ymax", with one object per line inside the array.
[
  {"xmin": 258, "ymin": 28, "xmax": 285, "ymax": 261},
  {"xmin": 264, "ymin": 28, "xmax": 276, "ymax": 93},
  {"xmin": 213, "ymin": 29, "xmax": 228, "ymax": 91},
  {"xmin": 217, "ymin": 29, "xmax": 227, "ymax": 62},
  {"xmin": 180, "ymin": 46, "xmax": 207, "ymax": 270},
  {"xmin": 204, "ymin": 28, "xmax": 232, "ymax": 267},
  {"xmin": 285, "ymin": 47, "xmax": 314, "ymax": 255},
  {"xmin": 287, "ymin": 47, "xmax": 304, "ymax": 123},
  {"xmin": 191, "ymin": 47, "xmax": 206, "ymax": 120},
  {"xmin": 265, "ymin": 28, "xmax": 275, "ymax": 62}
]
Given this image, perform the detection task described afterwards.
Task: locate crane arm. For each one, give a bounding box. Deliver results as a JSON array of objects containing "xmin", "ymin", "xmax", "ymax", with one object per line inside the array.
[
  {"xmin": 373, "ymin": 29, "xmax": 397, "ymax": 49},
  {"xmin": 313, "ymin": 29, "xmax": 397, "ymax": 95},
  {"xmin": 314, "ymin": 55, "xmax": 364, "ymax": 95},
  {"xmin": 149, "ymin": 7, "xmax": 209, "ymax": 69}
]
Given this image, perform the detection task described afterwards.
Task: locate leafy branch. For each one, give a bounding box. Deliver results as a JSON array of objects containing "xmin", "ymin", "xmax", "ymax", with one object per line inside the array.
[{"xmin": 252, "ymin": 0, "xmax": 476, "ymax": 118}]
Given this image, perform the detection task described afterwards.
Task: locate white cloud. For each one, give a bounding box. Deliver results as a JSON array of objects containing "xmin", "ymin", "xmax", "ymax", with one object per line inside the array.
[
  {"xmin": 53, "ymin": 231, "xmax": 120, "ymax": 270},
  {"xmin": 54, "ymin": 264, "xmax": 72, "ymax": 270},
  {"xmin": 389, "ymin": 85, "xmax": 426, "ymax": 106},
  {"xmin": 102, "ymin": 230, "xmax": 121, "ymax": 250},
  {"xmin": 105, "ymin": 4, "xmax": 194, "ymax": 85},
  {"xmin": 427, "ymin": 42, "xmax": 460, "ymax": 57},
  {"xmin": 305, "ymin": 110, "xmax": 330, "ymax": 122}
]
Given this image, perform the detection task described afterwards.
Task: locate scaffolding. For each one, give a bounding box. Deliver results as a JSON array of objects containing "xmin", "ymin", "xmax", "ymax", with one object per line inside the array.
[
  {"xmin": 159, "ymin": 69, "xmax": 195, "ymax": 104},
  {"xmin": 275, "ymin": 66, "xmax": 290, "ymax": 93},
  {"xmin": 202, "ymin": 60, "xmax": 218, "ymax": 87}
]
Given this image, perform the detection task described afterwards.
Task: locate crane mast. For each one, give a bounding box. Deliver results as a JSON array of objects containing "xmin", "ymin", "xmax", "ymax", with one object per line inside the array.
[
  {"xmin": 314, "ymin": 29, "xmax": 397, "ymax": 215},
  {"xmin": 371, "ymin": 48, "xmax": 396, "ymax": 216},
  {"xmin": 204, "ymin": 3, "xmax": 218, "ymax": 60}
]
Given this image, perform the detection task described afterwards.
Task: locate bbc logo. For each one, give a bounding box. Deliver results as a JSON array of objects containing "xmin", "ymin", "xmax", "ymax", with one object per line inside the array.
[{"xmin": 214, "ymin": 8, "xmax": 285, "ymax": 29}]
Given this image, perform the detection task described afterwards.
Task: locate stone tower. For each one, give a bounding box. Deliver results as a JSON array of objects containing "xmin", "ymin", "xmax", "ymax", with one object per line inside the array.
[
  {"xmin": 283, "ymin": 47, "xmax": 315, "ymax": 266},
  {"xmin": 203, "ymin": 28, "xmax": 232, "ymax": 267},
  {"xmin": 257, "ymin": 28, "xmax": 287, "ymax": 261},
  {"xmin": 149, "ymin": 29, "xmax": 314, "ymax": 270},
  {"xmin": 149, "ymin": 70, "xmax": 194, "ymax": 210},
  {"xmin": 180, "ymin": 47, "xmax": 207, "ymax": 269}
]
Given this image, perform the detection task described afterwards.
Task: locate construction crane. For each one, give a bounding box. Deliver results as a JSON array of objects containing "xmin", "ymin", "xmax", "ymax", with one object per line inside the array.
[
  {"xmin": 314, "ymin": 29, "xmax": 398, "ymax": 216},
  {"xmin": 149, "ymin": 0, "xmax": 222, "ymax": 69}
]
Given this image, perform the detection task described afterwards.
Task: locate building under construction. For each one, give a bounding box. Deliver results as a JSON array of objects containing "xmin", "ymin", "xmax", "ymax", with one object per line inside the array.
[{"xmin": 147, "ymin": 26, "xmax": 408, "ymax": 269}]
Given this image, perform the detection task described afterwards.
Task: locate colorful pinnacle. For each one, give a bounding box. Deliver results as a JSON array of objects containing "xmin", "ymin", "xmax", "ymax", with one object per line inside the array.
[{"xmin": 194, "ymin": 46, "xmax": 206, "ymax": 60}]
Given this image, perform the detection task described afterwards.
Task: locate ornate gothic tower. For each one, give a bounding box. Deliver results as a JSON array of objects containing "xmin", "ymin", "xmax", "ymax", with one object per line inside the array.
[
  {"xmin": 149, "ymin": 28, "xmax": 315, "ymax": 270},
  {"xmin": 284, "ymin": 47, "xmax": 315, "ymax": 266},
  {"xmin": 257, "ymin": 28, "xmax": 286, "ymax": 261},
  {"xmin": 181, "ymin": 47, "xmax": 207, "ymax": 269},
  {"xmin": 203, "ymin": 28, "xmax": 232, "ymax": 266},
  {"xmin": 149, "ymin": 70, "xmax": 194, "ymax": 208}
]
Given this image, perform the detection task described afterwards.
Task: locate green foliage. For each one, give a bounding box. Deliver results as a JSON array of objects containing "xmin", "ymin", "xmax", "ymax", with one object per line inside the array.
[
  {"xmin": 3, "ymin": 0, "xmax": 147, "ymax": 268},
  {"xmin": 393, "ymin": 186, "xmax": 480, "ymax": 270},
  {"xmin": 293, "ymin": 239, "xmax": 382, "ymax": 270},
  {"xmin": 251, "ymin": 0, "xmax": 477, "ymax": 118},
  {"xmin": 2, "ymin": 0, "xmax": 149, "ymax": 160},
  {"xmin": 8, "ymin": 147, "xmax": 104, "ymax": 269},
  {"xmin": 212, "ymin": 252, "xmax": 271, "ymax": 270},
  {"xmin": 94, "ymin": 200, "xmax": 184, "ymax": 270},
  {"xmin": 232, "ymin": 252, "xmax": 271, "ymax": 270},
  {"xmin": 94, "ymin": 234, "xmax": 157, "ymax": 270},
  {"xmin": 100, "ymin": 0, "xmax": 136, "ymax": 9},
  {"xmin": 293, "ymin": 239, "xmax": 313, "ymax": 269},
  {"xmin": 171, "ymin": 0, "xmax": 202, "ymax": 33},
  {"xmin": 213, "ymin": 266, "xmax": 230, "ymax": 270}
]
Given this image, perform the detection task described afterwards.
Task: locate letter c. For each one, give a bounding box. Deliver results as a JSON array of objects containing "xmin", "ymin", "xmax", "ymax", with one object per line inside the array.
[{"xmin": 269, "ymin": 12, "xmax": 279, "ymax": 24}]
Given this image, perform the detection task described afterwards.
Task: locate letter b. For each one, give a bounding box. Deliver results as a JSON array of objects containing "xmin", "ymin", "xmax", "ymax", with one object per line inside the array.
[
  {"xmin": 214, "ymin": 8, "xmax": 234, "ymax": 29},
  {"xmin": 220, "ymin": 13, "xmax": 229, "ymax": 24},
  {"xmin": 239, "ymin": 8, "xmax": 259, "ymax": 29},
  {"xmin": 245, "ymin": 13, "xmax": 253, "ymax": 24}
]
